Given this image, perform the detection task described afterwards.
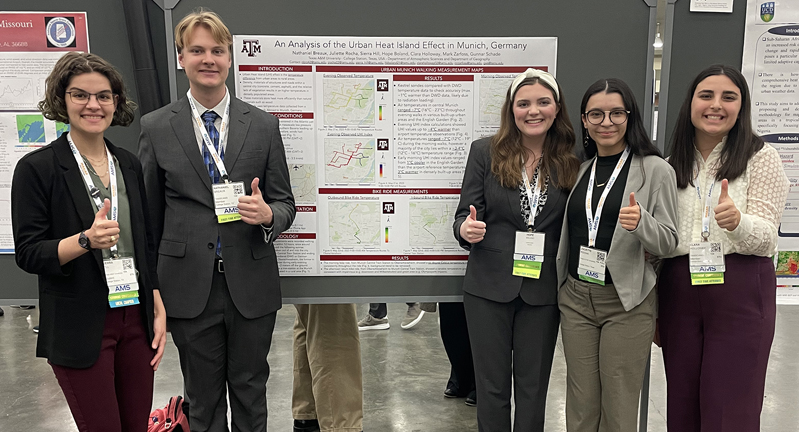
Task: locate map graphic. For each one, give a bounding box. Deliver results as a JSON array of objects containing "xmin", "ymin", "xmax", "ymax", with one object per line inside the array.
[
  {"xmin": 479, "ymin": 78, "xmax": 514, "ymax": 126},
  {"xmin": 16, "ymin": 114, "xmax": 46, "ymax": 143},
  {"xmin": 329, "ymin": 202, "xmax": 381, "ymax": 245},
  {"xmin": 0, "ymin": 79, "xmax": 36, "ymax": 109},
  {"xmin": 56, "ymin": 122, "xmax": 70, "ymax": 137},
  {"xmin": 409, "ymin": 201, "xmax": 460, "ymax": 246},
  {"xmin": 325, "ymin": 138, "xmax": 375, "ymax": 184},
  {"xmin": 323, "ymin": 79, "xmax": 375, "ymax": 125},
  {"xmin": 289, "ymin": 164, "xmax": 317, "ymax": 204}
]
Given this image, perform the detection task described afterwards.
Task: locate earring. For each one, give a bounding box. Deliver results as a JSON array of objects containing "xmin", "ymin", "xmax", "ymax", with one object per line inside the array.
[{"xmin": 583, "ymin": 135, "xmax": 589, "ymax": 147}]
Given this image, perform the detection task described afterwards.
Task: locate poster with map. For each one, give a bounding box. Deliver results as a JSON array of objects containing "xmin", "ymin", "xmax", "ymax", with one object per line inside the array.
[
  {"xmin": 0, "ymin": 12, "xmax": 89, "ymax": 253},
  {"xmin": 234, "ymin": 35, "xmax": 557, "ymax": 275}
]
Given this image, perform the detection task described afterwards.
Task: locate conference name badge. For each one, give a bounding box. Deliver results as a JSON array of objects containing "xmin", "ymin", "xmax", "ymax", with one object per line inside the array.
[
  {"xmin": 104, "ymin": 257, "xmax": 140, "ymax": 308},
  {"xmin": 578, "ymin": 246, "xmax": 607, "ymax": 285},
  {"xmin": 512, "ymin": 231, "xmax": 545, "ymax": 279},
  {"xmin": 213, "ymin": 181, "xmax": 246, "ymax": 223},
  {"xmin": 689, "ymin": 242, "xmax": 725, "ymax": 285}
]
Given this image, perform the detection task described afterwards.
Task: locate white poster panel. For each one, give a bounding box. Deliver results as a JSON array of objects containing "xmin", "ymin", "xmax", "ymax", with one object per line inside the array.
[
  {"xmin": 742, "ymin": 1, "xmax": 799, "ymax": 300},
  {"xmin": 234, "ymin": 36, "xmax": 557, "ymax": 276}
]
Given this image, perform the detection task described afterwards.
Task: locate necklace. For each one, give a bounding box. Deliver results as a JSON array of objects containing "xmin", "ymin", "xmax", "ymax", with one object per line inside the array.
[{"xmin": 595, "ymin": 175, "xmax": 611, "ymax": 188}]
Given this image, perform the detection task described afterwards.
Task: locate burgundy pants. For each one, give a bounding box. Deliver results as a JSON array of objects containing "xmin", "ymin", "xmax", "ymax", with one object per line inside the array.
[
  {"xmin": 50, "ymin": 304, "xmax": 155, "ymax": 432},
  {"xmin": 659, "ymin": 254, "xmax": 775, "ymax": 432}
]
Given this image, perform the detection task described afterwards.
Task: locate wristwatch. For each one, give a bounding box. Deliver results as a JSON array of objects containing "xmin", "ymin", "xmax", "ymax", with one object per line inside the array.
[{"xmin": 78, "ymin": 231, "xmax": 92, "ymax": 250}]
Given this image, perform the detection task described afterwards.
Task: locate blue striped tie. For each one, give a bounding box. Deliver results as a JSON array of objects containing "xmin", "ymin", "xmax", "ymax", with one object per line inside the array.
[{"xmin": 201, "ymin": 111, "xmax": 224, "ymax": 257}]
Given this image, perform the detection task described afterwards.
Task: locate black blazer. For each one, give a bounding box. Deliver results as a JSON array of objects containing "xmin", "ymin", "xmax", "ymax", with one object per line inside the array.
[
  {"xmin": 12, "ymin": 134, "xmax": 159, "ymax": 368},
  {"xmin": 138, "ymin": 96, "xmax": 295, "ymax": 320},
  {"xmin": 453, "ymin": 137, "xmax": 569, "ymax": 305}
]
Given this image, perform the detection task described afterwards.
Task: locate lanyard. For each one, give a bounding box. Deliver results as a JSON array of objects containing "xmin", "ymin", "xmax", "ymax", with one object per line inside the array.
[
  {"xmin": 693, "ymin": 161, "xmax": 715, "ymax": 241},
  {"xmin": 67, "ymin": 133, "xmax": 119, "ymax": 258},
  {"xmin": 585, "ymin": 146, "xmax": 630, "ymax": 248},
  {"xmin": 521, "ymin": 157, "xmax": 544, "ymax": 230},
  {"xmin": 187, "ymin": 89, "xmax": 231, "ymax": 182}
]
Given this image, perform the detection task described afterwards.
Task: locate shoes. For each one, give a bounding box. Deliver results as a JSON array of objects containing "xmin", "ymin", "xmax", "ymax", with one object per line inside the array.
[
  {"xmin": 294, "ymin": 419, "xmax": 320, "ymax": 432},
  {"xmin": 358, "ymin": 314, "xmax": 390, "ymax": 331},
  {"xmin": 0, "ymin": 307, "xmax": 4, "ymax": 316},
  {"xmin": 443, "ymin": 387, "xmax": 459, "ymax": 398},
  {"xmin": 465, "ymin": 390, "xmax": 477, "ymax": 407},
  {"xmin": 33, "ymin": 326, "xmax": 39, "ymax": 333},
  {"xmin": 400, "ymin": 303, "xmax": 425, "ymax": 329}
]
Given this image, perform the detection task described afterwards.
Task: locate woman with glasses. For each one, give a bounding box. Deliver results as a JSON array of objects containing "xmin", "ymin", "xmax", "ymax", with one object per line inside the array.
[
  {"xmin": 11, "ymin": 52, "xmax": 166, "ymax": 432},
  {"xmin": 454, "ymin": 68, "xmax": 580, "ymax": 431},
  {"xmin": 658, "ymin": 65, "xmax": 788, "ymax": 432},
  {"xmin": 555, "ymin": 78, "xmax": 678, "ymax": 431}
]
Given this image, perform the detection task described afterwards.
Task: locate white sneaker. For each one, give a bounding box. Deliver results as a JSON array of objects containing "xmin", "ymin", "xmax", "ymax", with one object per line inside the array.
[
  {"xmin": 358, "ymin": 314, "xmax": 390, "ymax": 331},
  {"xmin": 401, "ymin": 303, "xmax": 425, "ymax": 329}
]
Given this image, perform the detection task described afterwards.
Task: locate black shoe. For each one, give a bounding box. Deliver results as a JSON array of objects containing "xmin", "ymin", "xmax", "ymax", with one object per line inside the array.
[
  {"xmin": 444, "ymin": 387, "xmax": 460, "ymax": 398},
  {"xmin": 465, "ymin": 390, "xmax": 477, "ymax": 407},
  {"xmin": 294, "ymin": 419, "xmax": 320, "ymax": 432},
  {"xmin": 33, "ymin": 326, "xmax": 39, "ymax": 333},
  {"xmin": 19, "ymin": 305, "xmax": 35, "ymax": 310},
  {"xmin": 0, "ymin": 307, "xmax": 4, "ymax": 316}
]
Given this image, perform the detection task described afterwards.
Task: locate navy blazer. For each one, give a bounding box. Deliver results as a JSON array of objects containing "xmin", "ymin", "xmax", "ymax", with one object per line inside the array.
[
  {"xmin": 453, "ymin": 137, "xmax": 569, "ymax": 305},
  {"xmin": 12, "ymin": 134, "xmax": 159, "ymax": 368}
]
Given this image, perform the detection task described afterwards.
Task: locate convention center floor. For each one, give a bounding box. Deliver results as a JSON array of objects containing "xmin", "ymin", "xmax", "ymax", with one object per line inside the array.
[{"xmin": 2, "ymin": 303, "xmax": 798, "ymax": 431}]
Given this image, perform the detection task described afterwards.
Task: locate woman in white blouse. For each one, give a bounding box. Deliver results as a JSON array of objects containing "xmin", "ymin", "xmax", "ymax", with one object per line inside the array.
[{"xmin": 658, "ymin": 64, "xmax": 789, "ymax": 432}]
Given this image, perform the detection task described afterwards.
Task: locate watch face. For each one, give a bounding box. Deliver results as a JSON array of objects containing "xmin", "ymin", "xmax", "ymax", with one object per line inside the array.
[{"xmin": 79, "ymin": 232, "xmax": 90, "ymax": 249}]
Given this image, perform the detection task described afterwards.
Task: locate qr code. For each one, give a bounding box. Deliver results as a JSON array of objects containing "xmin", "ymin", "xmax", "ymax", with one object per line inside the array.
[
  {"xmin": 596, "ymin": 253, "xmax": 605, "ymax": 265},
  {"xmin": 711, "ymin": 243, "xmax": 721, "ymax": 253},
  {"xmin": 234, "ymin": 184, "xmax": 245, "ymax": 195},
  {"xmin": 123, "ymin": 260, "xmax": 133, "ymax": 270}
]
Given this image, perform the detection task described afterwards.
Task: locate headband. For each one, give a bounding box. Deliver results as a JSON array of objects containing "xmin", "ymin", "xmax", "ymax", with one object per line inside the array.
[{"xmin": 509, "ymin": 68, "xmax": 560, "ymax": 102}]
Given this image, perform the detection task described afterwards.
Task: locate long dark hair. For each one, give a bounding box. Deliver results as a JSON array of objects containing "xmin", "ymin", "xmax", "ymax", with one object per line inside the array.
[
  {"xmin": 491, "ymin": 77, "xmax": 580, "ymax": 190},
  {"xmin": 580, "ymin": 78, "xmax": 660, "ymax": 159},
  {"xmin": 669, "ymin": 64, "xmax": 762, "ymax": 189}
]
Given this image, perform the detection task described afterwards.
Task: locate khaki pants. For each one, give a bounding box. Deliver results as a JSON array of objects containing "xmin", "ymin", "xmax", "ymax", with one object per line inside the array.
[
  {"xmin": 558, "ymin": 276, "xmax": 656, "ymax": 432},
  {"xmin": 292, "ymin": 304, "xmax": 363, "ymax": 432}
]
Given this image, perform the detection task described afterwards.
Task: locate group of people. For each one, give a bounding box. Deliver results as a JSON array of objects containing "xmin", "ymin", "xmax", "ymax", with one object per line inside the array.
[
  {"xmin": 454, "ymin": 65, "xmax": 788, "ymax": 432},
  {"xmin": 8, "ymin": 6, "xmax": 788, "ymax": 432}
]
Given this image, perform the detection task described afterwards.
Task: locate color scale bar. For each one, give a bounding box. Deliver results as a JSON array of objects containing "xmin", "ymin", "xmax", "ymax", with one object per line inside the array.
[
  {"xmin": 379, "ymin": 105, "xmax": 383, "ymax": 120},
  {"xmin": 379, "ymin": 164, "xmax": 383, "ymax": 178},
  {"xmin": 385, "ymin": 227, "xmax": 389, "ymax": 243}
]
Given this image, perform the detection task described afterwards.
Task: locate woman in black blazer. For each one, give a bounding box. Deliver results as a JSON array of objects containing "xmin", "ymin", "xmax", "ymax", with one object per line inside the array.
[
  {"xmin": 453, "ymin": 69, "xmax": 580, "ymax": 432},
  {"xmin": 11, "ymin": 52, "xmax": 165, "ymax": 432}
]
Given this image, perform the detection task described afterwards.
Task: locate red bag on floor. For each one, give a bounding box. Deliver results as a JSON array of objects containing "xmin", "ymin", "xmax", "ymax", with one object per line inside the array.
[{"xmin": 148, "ymin": 395, "xmax": 190, "ymax": 431}]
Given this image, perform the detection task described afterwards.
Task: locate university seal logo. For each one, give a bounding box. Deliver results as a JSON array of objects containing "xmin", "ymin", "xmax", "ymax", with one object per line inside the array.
[
  {"xmin": 45, "ymin": 17, "xmax": 76, "ymax": 48},
  {"xmin": 760, "ymin": 2, "xmax": 775, "ymax": 22}
]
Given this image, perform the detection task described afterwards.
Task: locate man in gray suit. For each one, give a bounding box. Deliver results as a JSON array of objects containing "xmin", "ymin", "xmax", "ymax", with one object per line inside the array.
[{"xmin": 138, "ymin": 9, "xmax": 294, "ymax": 432}]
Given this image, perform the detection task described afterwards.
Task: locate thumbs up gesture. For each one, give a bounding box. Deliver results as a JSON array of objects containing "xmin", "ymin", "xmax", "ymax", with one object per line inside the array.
[
  {"xmin": 238, "ymin": 177, "xmax": 273, "ymax": 226},
  {"xmin": 87, "ymin": 198, "xmax": 120, "ymax": 249},
  {"xmin": 619, "ymin": 192, "xmax": 641, "ymax": 231},
  {"xmin": 460, "ymin": 205, "xmax": 487, "ymax": 244},
  {"xmin": 714, "ymin": 179, "xmax": 740, "ymax": 231}
]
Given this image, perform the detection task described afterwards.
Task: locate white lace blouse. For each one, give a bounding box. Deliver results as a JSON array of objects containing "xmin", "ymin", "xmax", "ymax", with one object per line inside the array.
[{"xmin": 667, "ymin": 139, "xmax": 789, "ymax": 258}]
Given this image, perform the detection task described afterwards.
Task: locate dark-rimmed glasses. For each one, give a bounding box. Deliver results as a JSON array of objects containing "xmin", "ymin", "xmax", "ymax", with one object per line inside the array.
[
  {"xmin": 66, "ymin": 91, "xmax": 117, "ymax": 105},
  {"xmin": 584, "ymin": 109, "xmax": 630, "ymax": 125}
]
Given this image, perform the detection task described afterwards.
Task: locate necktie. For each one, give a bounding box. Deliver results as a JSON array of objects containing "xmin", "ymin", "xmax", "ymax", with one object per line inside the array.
[
  {"xmin": 201, "ymin": 111, "xmax": 224, "ymax": 257},
  {"xmin": 201, "ymin": 111, "xmax": 224, "ymax": 184}
]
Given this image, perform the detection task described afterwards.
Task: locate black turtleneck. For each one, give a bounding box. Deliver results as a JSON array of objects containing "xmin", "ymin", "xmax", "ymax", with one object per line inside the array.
[{"xmin": 567, "ymin": 150, "xmax": 633, "ymax": 285}]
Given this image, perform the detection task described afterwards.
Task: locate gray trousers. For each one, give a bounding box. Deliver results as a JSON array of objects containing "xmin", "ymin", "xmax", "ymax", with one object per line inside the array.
[
  {"xmin": 558, "ymin": 275, "xmax": 655, "ymax": 432},
  {"xmin": 169, "ymin": 266, "xmax": 277, "ymax": 432}
]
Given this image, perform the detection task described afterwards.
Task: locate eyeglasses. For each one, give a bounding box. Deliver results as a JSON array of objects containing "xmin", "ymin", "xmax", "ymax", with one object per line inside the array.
[
  {"xmin": 66, "ymin": 91, "xmax": 117, "ymax": 105},
  {"xmin": 584, "ymin": 109, "xmax": 630, "ymax": 125}
]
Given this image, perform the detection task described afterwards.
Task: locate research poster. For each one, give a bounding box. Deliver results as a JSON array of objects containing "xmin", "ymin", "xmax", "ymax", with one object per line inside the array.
[
  {"xmin": 742, "ymin": 1, "xmax": 799, "ymax": 301},
  {"xmin": 0, "ymin": 11, "xmax": 89, "ymax": 253},
  {"xmin": 233, "ymin": 36, "xmax": 557, "ymax": 276}
]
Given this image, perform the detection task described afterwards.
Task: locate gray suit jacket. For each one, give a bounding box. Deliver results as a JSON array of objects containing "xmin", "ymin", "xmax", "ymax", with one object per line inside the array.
[
  {"xmin": 453, "ymin": 137, "xmax": 569, "ymax": 305},
  {"xmin": 556, "ymin": 154, "xmax": 678, "ymax": 311},
  {"xmin": 138, "ymin": 96, "xmax": 295, "ymax": 319}
]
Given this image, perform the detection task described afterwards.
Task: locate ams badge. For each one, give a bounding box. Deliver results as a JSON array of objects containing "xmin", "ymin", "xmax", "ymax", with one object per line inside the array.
[{"xmin": 760, "ymin": 2, "xmax": 775, "ymax": 22}]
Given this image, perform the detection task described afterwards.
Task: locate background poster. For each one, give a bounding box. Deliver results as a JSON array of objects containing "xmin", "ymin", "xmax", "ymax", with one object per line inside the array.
[
  {"xmin": 742, "ymin": 1, "xmax": 799, "ymax": 301},
  {"xmin": 0, "ymin": 11, "xmax": 89, "ymax": 253},
  {"xmin": 234, "ymin": 36, "xmax": 557, "ymax": 276}
]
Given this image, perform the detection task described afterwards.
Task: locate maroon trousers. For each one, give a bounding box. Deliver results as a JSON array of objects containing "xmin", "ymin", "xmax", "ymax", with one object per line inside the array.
[
  {"xmin": 50, "ymin": 305, "xmax": 155, "ymax": 432},
  {"xmin": 659, "ymin": 254, "xmax": 775, "ymax": 432}
]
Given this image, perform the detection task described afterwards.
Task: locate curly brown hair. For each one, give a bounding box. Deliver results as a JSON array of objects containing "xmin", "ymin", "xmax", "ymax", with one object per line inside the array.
[{"xmin": 38, "ymin": 52, "xmax": 136, "ymax": 127}]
